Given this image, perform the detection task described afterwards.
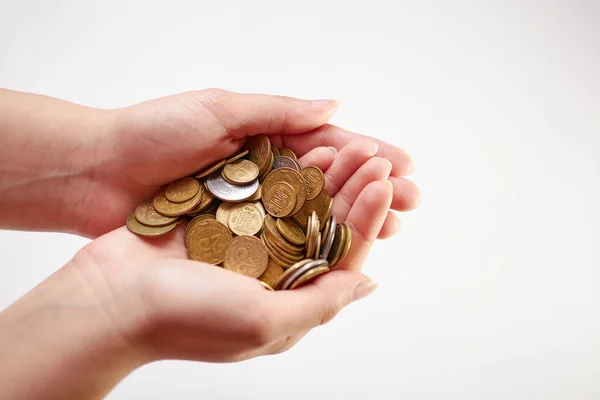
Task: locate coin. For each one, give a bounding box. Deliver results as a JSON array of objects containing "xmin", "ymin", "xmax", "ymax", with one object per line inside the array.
[
  {"xmin": 222, "ymin": 159, "xmax": 260, "ymax": 185},
  {"xmin": 224, "ymin": 235, "xmax": 269, "ymax": 278},
  {"xmin": 262, "ymin": 168, "xmax": 307, "ymax": 215},
  {"xmin": 263, "ymin": 181, "xmax": 296, "ymax": 218},
  {"xmin": 300, "ymin": 167, "xmax": 325, "ymax": 201},
  {"xmin": 272, "ymin": 146, "xmax": 280, "ymax": 157},
  {"xmin": 252, "ymin": 201, "xmax": 266, "ymax": 219},
  {"xmin": 134, "ymin": 200, "xmax": 178, "ymax": 227},
  {"xmin": 153, "ymin": 186, "xmax": 203, "ymax": 217},
  {"xmin": 259, "ymin": 281, "xmax": 275, "ymax": 291},
  {"xmin": 258, "ymin": 259, "xmax": 284, "ymax": 288},
  {"xmin": 126, "ymin": 213, "xmax": 178, "ymax": 237},
  {"xmin": 276, "ymin": 218, "xmax": 306, "ymax": 246},
  {"xmin": 258, "ymin": 149, "xmax": 275, "ymax": 181},
  {"xmin": 205, "ymin": 171, "xmax": 259, "ymax": 201},
  {"xmin": 263, "ymin": 215, "xmax": 304, "ymax": 255},
  {"xmin": 320, "ymin": 216, "xmax": 331, "ymax": 245},
  {"xmin": 246, "ymin": 184, "xmax": 262, "ymax": 201},
  {"xmin": 273, "ymin": 259, "xmax": 313, "ymax": 290},
  {"xmin": 339, "ymin": 222, "xmax": 352, "ymax": 263},
  {"xmin": 186, "ymin": 219, "xmax": 232, "ymax": 264},
  {"xmin": 228, "ymin": 203, "xmax": 264, "ymax": 236},
  {"xmin": 195, "ymin": 159, "xmax": 227, "ymax": 179},
  {"xmin": 216, "ymin": 202, "xmax": 236, "ymax": 226},
  {"xmin": 319, "ymin": 215, "xmax": 337, "ymax": 260},
  {"xmin": 327, "ymin": 223, "xmax": 346, "ymax": 268},
  {"xmin": 165, "ymin": 178, "xmax": 201, "ymax": 203},
  {"xmin": 279, "ymin": 148, "xmax": 297, "ymax": 161},
  {"xmin": 289, "ymin": 264, "xmax": 330, "ymax": 290},
  {"xmin": 245, "ymin": 135, "xmax": 272, "ymax": 173},
  {"xmin": 292, "ymin": 188, "xmax": 331, "ymax": 229},
  {"xmin": 226, "ymin": 149, "xmax": 249, "ymax": 164},
  {"xmin": 187, "ymin": 190, "xmax": 215, "ymax": 215},
  {"xmin": 275, "ymin": 259, "xmax": 328, "ymax": 290},
  {"xmin": 260, "ymin": 233, "xmax": 295, "ymax": 268},
  {"xmin": 273, "ymin": 156, "xmax": 300, "ymax": 171}
]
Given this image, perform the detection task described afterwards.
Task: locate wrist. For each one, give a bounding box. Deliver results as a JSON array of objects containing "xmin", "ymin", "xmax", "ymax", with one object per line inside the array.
[{"xmin": 0, "ymin": 253, "xmax": 150, "ymax": 399}]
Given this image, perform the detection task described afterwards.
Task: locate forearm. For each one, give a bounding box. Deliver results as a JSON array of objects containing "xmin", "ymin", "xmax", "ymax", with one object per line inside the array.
[
  {"xmin": 0, "ymin": 258, "xmax": 146, "ymax": 400},
  {"xmin": 0, "ymin": 89, "xmax": 111, "ymax": 233}
]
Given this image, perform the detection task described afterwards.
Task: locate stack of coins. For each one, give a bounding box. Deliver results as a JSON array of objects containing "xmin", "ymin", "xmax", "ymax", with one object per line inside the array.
[{"xmin": 127, "ymin": 135, "xmax": 352, "ymax": 291}]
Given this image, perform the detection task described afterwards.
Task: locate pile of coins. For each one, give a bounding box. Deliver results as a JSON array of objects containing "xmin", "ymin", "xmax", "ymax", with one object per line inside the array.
[{"xmin": 127, "ymin": 135, "xmax": 352, "ymax": 291}]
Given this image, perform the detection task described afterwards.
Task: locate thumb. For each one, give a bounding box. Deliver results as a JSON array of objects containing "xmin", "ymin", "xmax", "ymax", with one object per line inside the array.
[
  {"xmin": 193, "ymin": 89, "xmax": 339, "ymax": 139},
  {"xmin": 266, "ymin": 269, "xmax": 379, "ymax": 337}
]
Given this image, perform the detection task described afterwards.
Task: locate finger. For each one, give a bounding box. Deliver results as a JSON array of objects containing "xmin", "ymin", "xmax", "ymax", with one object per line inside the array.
[
  {"xmin": 332, "ymin": 156, "xmax": 392, "ymax": 222},
  {"xmin": 323, "ymin": 139, "xmax": 379, "ymax": 196},
  {"xmin": 297, "ymin": 146, "xmax": 337, "ymax": 172},
  {"xmin": 280, "ymin": 124, "xmax": 414, "ymax": 176},
  {"xmin": 193, "ymin": 89, "xmax": 339, "ymax": 139},
  {"xmin": 389, "ymin": 176, "xmax": 421, "ymax": 211},
  {"xmin": 264, "ymin": 269, "xmax": 378, "ymax": 337},
  {"xmin": 342, "ymin": 180, "xmax": 393, "ymax": 271},
  {"xmin": 377, "ymin": 211, "xmax": 401, "ymax": 239}
]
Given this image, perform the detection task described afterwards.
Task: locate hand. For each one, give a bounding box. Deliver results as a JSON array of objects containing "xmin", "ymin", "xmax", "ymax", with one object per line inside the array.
[
  {"xmin": 77, "ymin": 89, "xmax": 419, "ymax": 238},
  {"xmin": 0, "ymin": 142, "xmax": 400, "ymax": 399}
]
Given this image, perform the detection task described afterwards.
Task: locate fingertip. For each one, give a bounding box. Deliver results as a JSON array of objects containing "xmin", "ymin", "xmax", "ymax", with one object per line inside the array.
[
  {"xmin": 389, "ymin": 176, "xmax": 421, "ymax": 211},
  {"xmin": 377, "ymin": 211, "xmax": 401, "ymax": 239}
]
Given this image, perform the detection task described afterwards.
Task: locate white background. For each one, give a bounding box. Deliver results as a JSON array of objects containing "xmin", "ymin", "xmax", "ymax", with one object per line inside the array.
[{"xmin": 1, "ymin": 1, "xmax": 600, "ymax": 399}]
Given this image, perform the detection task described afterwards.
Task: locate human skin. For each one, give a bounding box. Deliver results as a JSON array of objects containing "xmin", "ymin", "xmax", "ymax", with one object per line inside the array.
[{"xmin": 0, "ymin": 89, "xmax": 420, "ymax": 399}]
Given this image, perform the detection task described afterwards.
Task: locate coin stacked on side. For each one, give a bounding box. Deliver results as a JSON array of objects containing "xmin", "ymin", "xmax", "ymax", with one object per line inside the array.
[{"xmin": 126, "ymin": 135, "xmax": 352, "ymax": 291}]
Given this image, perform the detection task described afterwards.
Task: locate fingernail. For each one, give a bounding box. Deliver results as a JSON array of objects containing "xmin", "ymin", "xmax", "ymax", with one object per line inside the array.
[
  {"xmin": 353, "ymin": 278, "xmax": 379, "ymax": 302},
  {"xmin": 327, "ymin": 146, "xmax": 338, "ymax": 157},
  {"xmin": 312, "ymin": 100, "xmax": 339, "ymax": 118},
  {"xmin": 369, "ymin": 142, "xmax": 379, "ymax": 157}
]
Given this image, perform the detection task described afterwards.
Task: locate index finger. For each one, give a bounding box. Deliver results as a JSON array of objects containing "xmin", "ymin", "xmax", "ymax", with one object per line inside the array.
[{"xmin": 279, "ymin": 124, "xmax": 414, "ymax": 176}]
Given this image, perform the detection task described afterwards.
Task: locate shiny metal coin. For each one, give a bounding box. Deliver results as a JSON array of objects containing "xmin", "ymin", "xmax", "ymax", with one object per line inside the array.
[
  {"xmin": 319, "ymin": 215, "xmax": 337, "ymax": 260},
  {"xmin": 205, "ymin": 171, "xmax": 259, "ymax": 201},
  {"xmin": 277, "ymin": 259, "xmax": 329, "ymax": 290},
  {"xmin": 273, "ymin": 156, "xmax": 300, "ymax": 171}
]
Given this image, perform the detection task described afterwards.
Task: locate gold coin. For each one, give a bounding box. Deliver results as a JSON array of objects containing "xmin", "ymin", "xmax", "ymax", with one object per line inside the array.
[
  {"xmin": 258, "ymin": 149, "xmax": 275, "ymax": 181},
  {"xmin": 339, "ymin": 222, "xmax": 352, "ymax": 263},
  {"xmin": 187, "ymin": 190, "xmax": 215, "ymax": 215},
  {"xmin": 186, "ymin": 219, "xmax": 232, "ymax": 265},
  {"xmin": 246, "ymin": 184, "xmax": 262, "ymax": 201},
  {"xmin": 300, "ymin": 167, "xmax": 325, "ymax": 201},
  {"xmin": 279, "ymin": 148, "xmax": 297, "ymax": 161},
  {"xmin": 292, "ymin": 189, "xmax": 331, "ymax": 229},
  {"xmin": 327, "ymin": 223, "xmax": 346, "ymax": 269},
  {"xmin": 273, "ymin": 259, "xmax": 313, "ymax": 290},
  {"xmin": 320, "ymin": 217, "xmax": 331, "ymax": 245},
  {"xmin": 262, "ymin": 168, "xmax": 307, "ymax": 215},
  {"xmin": 252, "ymin": 201, "xmax": 266, "ymax": 220},
  {"xmin": 153, "ymin": 186, "xmax": 203, "ymax": 217},
  {"xmin": 126, "ymin": 213, "xmax": 178, "ymax": 237},
  {"xmin": 264, "ymin": 215, "xmax": 304, "ymax": 255},
  {"xmin": 276, "ymin": 218, "xmax": 306, "ymax": 246},
  {"xmin": 263, "ymin": 181, "xmax": 296, "ymax": 218},
  {"xmin": 315, "ymin": 232, "xmax": 321, "ymax": 261},
  {"xmin": 216, "ymin": 202, "xmax": 236, "ymax": 226},
  {"xmin": 222, "ymin": 159, "xmax": 259, "ymax": 185},
  {"xmin": 260, "ymin": 233, "xmax": 297, "ymax": 268},
  {"xmin": 223, "ymin": 235, "xmax": 269, "ymax": 278},
  {"xmin": 228, "ymin": 203, "xmax": 264, "ymax": 236},
  {"xmin": 226, "ymin": 149, "xmax": 249, "ymax": 164},
  {"xmin": 134, "ymin": 199, "xmax": 178, "ymax": 227},
  {"xmin": 272, "ymin": 146, "xmax": 280, "ymax": 157},
  {"xmin": 305, "ymin": 212, "xmax": 317, "ymax": 258},
  {"xmin": 258, "ymin": 259, "xmax": 284, "ymax": 288},
  {"xmin": 289, "ymin": 264, "xmax": 330, "ymax": 290},
  {"xmin": 165, "ymin": 178, "xmax": 201, "ymax": 203},
  {"xmin": 195, "ymin": 159, "xmax": 227, "ymax": 179},
  {"xmin": 245, "ymin": 135, "xmax": 272, "ymax": 173},
  {"xmin": 259, "ymin": 281, "xmax": 275, "ymax": 291}
]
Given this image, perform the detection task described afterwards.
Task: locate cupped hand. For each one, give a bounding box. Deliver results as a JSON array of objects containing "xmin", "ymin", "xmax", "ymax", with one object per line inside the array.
[
  {"xmin": 78, "ymin": 89, "xmax": 419, "ymax": 238},
  {"xmin": 73, "ymin": 142, "xmax": 397, "ymax": 363}
]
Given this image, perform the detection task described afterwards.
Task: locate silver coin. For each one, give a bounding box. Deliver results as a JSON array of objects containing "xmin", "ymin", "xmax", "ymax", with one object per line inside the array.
[
  {"xmin": 273, "ymin": 156, "xmax": 300, "ymax": 171},
  {"xmin": 319, "ymin": 215, "xmax": 337, "ymax": 260},
  {"xmin": 278, "ymin": 259, "xmax": 329, "ymax": 290},
  {"xmin": 205, "ymin": 171, "xmax": 259, "ymax": 201}
]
